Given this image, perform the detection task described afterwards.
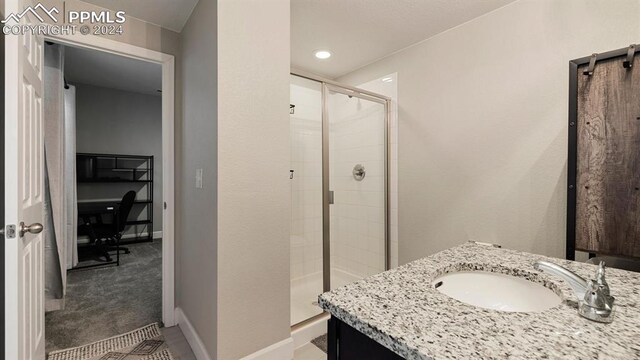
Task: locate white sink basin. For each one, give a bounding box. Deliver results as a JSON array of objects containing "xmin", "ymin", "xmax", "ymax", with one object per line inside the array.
[{"xmin": 433, "ymin": 271, "xmax": 561, "ymax": 312}]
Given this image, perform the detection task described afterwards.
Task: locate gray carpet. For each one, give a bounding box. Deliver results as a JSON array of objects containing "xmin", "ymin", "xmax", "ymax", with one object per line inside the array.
[
  {"xmin": 45, "ymin": 240, "xmax": 162, "ymax": 353},
  {"xmin": 311, "ymin": 334, "xmax": 328, "ymax": 353}
]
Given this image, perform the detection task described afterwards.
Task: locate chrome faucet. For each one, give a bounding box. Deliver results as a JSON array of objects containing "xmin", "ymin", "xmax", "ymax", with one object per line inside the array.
[{"xmin": 534, "ymin": 260, "xmax": 615, "ymax": 323}]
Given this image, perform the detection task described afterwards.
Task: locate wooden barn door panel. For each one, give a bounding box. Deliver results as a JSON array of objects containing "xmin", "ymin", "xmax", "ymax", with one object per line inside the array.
[{"xmin": 576, "ymin": 54, "xmax": 640, "ymax": 257}]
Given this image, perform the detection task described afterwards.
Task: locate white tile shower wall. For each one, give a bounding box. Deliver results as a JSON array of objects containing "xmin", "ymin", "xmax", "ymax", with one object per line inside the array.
[
  {"xmin": 329, "ymin": 92, "xmax": 387, "ymax": 279},
  {"xmin": 353, "ymin": 74, "xmax": 399, "ymax": 269},
  {"xmin": 290, "ymin": 79, "xmax": 323, "ymax": 282}
]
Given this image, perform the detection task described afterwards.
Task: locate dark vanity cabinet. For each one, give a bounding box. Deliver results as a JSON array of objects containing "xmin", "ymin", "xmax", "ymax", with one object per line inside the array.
[{"xmin": 328, "ymin": 316, "xmax": 404, "ymax": 360}]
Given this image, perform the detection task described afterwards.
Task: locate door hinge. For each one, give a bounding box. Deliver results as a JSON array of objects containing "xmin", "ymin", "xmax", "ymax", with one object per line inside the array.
[
  {"xmin": 6, "ymin": 224, "xmax": 16, "ymax": 239},
  {"xmin": 164, "ymin": 202, "xmax": 167, "ymax": 210}
]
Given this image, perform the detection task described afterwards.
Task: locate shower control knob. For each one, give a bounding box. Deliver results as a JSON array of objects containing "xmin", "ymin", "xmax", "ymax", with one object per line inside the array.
[{"xmin": 353, "ymin": 164, "xmax": 366, "ymax": 181}]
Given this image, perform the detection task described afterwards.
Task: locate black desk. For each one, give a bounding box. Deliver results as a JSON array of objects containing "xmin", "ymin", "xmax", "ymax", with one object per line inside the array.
[
  {"xmin": 74, "ymin": 202, "xmax": 121, "ymax": 269},
  {"xmin": 78, "ymin": 201, "xmax": 117, "ymax": 217},
  {"xmin": 77, "ymin": 201, "xmax": 120, "ymax": 234}
]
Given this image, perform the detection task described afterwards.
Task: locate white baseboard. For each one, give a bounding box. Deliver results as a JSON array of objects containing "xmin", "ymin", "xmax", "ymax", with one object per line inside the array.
[
  {"xmin": 45, "ymin": 298, "xmax": 65, "ymax": 312},
  {"xmin": 241, "ymin": 337, "xmax": 294, "ymax": 360},
  {"xmin": 77, "ymin": 231, "xmax": 163, "ymax": 244},
  {"xmin": 175, "ymin": 307, "xmax": 213, "ymax": 360},
  {"xmin": 174, "ymin": 307, "xmax": 294, "ymax": 360},
  {"xmin": 120, "ymin": 231, "xmax": 163, "ymax": 240},
  {"xmin": 291, "ymin": 314, "xmax": 329, "ymax": 349}
]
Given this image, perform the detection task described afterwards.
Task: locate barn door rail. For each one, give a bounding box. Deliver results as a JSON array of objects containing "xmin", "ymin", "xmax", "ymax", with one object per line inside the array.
[
  {"xmin": 623, "ymin": 44, "xmax": 636, "ymax": 69},
  {"xmin": 583, "ymin": 53, "xmax": 598, "ymax": 76}
]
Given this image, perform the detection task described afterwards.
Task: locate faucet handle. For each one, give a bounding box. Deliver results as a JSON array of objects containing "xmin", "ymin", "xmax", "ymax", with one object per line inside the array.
[
  {"xmin": 579, "ymin": 279, "xmax": 615, "ymax": 323},
  {"xmin": 595, "ymin": 261, "xmax": 610, "ymax": 297},
  {"xmin": 578, "ymin": 261, "xmax": 615, "ymax": 323},
  {"xmin": 582, "ymin": 279, "xmax": 613, "ymax": 309}
]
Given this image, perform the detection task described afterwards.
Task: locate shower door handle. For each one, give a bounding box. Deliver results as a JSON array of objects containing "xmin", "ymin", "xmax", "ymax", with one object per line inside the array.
[{"xmin": 328, "ymin": 191, "xmax": 335, "ymax": 205}]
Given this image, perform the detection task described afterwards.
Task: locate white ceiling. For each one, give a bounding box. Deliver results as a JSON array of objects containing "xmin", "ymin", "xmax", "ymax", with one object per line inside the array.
[
  {"xmin": 63, "ymin": 44, "xmax": 162, "ymax": 96},
  {"xmin": 292, "ymin": 0, "xmax": 516, "ymax": 78},
  {"xmin": 81, "ymin": 0, "xmax": 199, "ymax": 32}
]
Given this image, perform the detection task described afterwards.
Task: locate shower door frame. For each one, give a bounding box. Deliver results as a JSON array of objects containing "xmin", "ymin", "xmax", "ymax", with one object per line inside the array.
[{"xmin": 291, "ymin": 70, "xmax": 392, "ymax": 326}]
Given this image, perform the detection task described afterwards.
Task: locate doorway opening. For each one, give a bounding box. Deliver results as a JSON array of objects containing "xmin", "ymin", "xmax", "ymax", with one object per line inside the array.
[{"xmin": 38, "ymin": 37, "xmax": 175, "ymax": 355}]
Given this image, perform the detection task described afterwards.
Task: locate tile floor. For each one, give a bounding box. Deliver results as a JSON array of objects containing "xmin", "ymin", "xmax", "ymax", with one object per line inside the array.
[
  {"xmin": 291, "ymin": 269, "xmax": 359, "ymax": 325},
  {"xmin": 165, "ymin": 325, "xmax": 325, "ymax": 360},
  {"xmin": 162, "ymin": 326, "xmax": 197, "ymax": 360},
  {"xmin": 294, "ymin": 342, "xmax": 326, "ymax": 360}
]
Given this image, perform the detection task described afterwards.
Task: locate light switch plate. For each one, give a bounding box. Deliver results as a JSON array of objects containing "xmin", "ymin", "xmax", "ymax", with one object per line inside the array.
[{"xmin": 195, "ymin": 168, "xmax": 203, "ymax": 189}]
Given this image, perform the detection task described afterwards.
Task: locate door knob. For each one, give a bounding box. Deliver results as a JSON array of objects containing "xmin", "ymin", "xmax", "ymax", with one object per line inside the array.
[{"xmin": 19, "ymin": 222, "xmax": 43, "ymax": 237}]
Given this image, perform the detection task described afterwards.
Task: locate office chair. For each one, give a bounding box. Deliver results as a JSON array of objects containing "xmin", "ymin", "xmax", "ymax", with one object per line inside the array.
[
  {"xmin": 106, "ymin": 190, "xmax": 137, "ymax": 255},
  {"xmin": 81, "ymin": 190, "xmax": 136, "ymax": 263}
]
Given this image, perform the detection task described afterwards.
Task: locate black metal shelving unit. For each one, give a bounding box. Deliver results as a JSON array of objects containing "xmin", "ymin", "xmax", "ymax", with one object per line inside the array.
[{"xmin": 77, "ymin": 153, "xmax": 154, "ymax": 244}]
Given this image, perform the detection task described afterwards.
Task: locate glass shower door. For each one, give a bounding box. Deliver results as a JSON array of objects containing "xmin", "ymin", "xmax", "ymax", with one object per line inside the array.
[
  {"xmin": 325, "ymin": 84, "xmax": 387, "ymax": 290},
  {"xmin": 289, "ymin": 74, "xmax": 389, "ymax": 327},
  {"xmin": 289, "ymin": 75, "xmax": 324, "ymax": 325}
]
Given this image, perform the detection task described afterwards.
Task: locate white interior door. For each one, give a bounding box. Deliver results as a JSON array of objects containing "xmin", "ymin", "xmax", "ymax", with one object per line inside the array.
[{"xmin": 5, "ymin": 1, "xmax": 46, "ymax": 358}]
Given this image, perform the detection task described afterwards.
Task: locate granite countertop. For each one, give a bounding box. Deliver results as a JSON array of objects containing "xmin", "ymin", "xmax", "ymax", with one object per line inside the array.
[{"xmin": 318, "ymin": 242, "xmax": 640, "ymax": 359}]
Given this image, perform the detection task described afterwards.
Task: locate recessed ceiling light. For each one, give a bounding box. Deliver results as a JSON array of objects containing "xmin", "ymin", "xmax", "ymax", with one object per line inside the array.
[
  {"xmin": 381, "ymin": 77, "xmax": 393, "ymax": 83},
  {"xmin": 314, "ymin": 50, "xmax": 332, "ymax": 60}
]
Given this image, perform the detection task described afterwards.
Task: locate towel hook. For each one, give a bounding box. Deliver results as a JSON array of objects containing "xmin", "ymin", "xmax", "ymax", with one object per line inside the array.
[
  {"xmin": 583, "ymin": 53, "xmax": 598, "ymax": 76},
  {"xmin": 623, "ymin": 44, "xmax": 636, "ymax": 69}
]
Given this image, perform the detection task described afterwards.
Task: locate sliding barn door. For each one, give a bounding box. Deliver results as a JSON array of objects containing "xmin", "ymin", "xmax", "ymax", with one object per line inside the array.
[
  {"xmin": 5, "ymin": 1, "xmax": 46, "ymax": 358},
  {"xmin": 575, "ymin": 54, "xmax": 640, "ymax": 257}
]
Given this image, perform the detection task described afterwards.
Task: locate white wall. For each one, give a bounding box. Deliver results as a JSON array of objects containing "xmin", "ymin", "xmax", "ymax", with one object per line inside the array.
[
  {"xmin": 40, "ymin": 0, "xmax": 180, "ymax": 56},
  {"xmin": 178, "ymin": 0, "xmax": 218, "ymax": 356},
  {"xmin": 338, "ymin": 0, "xmax": 640, "ymax": 264},
  {"xmin": 74, "ymin": 83, "xmax": 163, "ymax": 229},
  {"xmin": 180, "ymin": 0, "xmax": 292, "ymax": 357},
  {"xmin": 217, "ymin": 0, "xmax": 291, "ymax": 358}
]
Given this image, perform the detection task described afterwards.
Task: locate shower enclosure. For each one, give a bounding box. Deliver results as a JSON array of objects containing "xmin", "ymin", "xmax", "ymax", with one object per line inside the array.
[{"xmin": 290, "ymin": 72, "xmax": 390, "ymax": 326}]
